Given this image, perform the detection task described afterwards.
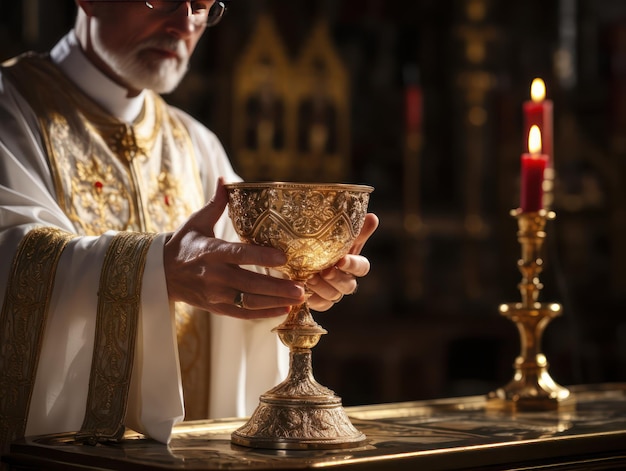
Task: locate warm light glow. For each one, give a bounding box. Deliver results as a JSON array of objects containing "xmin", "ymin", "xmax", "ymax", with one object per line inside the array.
[
  {"xmin": 530, "ymin": 78, "xmax": 546, "ymax": 102},
  {"xmin": 528, "ymin": 125, "xmax": 542, "ymax": 154}
]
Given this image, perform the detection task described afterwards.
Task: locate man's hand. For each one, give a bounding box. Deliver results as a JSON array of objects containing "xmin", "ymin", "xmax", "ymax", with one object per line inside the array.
[
  {"xmin": 307, "ymin": 212, "xmax": 379, "ymax": 311},
  {"xmin": 163, "ymin": 178, "xmax": 305, "ymax": 319}
]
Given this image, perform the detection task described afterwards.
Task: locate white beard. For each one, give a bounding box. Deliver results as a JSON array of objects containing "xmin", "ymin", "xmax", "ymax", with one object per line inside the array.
[{"xmin": 93, "ymin": 34, "xmax": 190, "ymax": 94}]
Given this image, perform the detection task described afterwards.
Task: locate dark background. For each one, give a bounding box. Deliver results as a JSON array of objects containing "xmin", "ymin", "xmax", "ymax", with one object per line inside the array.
[{"xmin": 2, "ymin": 0, "xmax": 626, "ymax": 407}]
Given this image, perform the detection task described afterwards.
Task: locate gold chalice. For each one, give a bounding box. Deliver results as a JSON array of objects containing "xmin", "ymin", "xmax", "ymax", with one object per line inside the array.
[{"xmin": 225, "ymin": 182, "xmax": 372, "ymax": 450}]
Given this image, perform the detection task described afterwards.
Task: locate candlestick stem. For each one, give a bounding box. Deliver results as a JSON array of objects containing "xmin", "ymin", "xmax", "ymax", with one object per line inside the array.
[
  {"xmin": 487, "ymin": 209, "xmax": 574, "ymax": 412},
  {"xmin": 517, "ymin": 209, "xmax": 549, "ymax": 306}
]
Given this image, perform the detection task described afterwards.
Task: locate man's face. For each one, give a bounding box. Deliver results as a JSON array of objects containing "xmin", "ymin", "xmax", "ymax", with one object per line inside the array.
[{"xmin": 83, "ymin": 1, "xmax": 211, "ymax": 94}]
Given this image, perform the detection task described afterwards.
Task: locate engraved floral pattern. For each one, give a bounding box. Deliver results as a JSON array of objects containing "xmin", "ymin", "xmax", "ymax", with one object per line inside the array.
[
  {"xmin": 234, "ymin": 404, "xmax": 363, "ymax": 442},
  {"xmin": 226, "ymin": 183, "xmax": 372, "ymax": 280}
]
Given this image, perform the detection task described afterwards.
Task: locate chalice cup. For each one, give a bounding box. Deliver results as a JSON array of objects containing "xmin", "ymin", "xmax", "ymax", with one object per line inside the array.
[{"xmin": 225, "ymin": 182, "xmax": 372, "ymax": 450}]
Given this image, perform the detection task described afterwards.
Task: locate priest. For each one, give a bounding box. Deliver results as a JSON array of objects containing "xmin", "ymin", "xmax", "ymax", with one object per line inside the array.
[{"xmin": 0, "ymin": 0, "xmax": 378, "ymax": 454}]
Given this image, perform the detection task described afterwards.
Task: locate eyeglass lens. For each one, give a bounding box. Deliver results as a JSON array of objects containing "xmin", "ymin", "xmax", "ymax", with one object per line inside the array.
[{"xmin": 144, "ymin": 1, "xmax": 226, "ymax": 26}]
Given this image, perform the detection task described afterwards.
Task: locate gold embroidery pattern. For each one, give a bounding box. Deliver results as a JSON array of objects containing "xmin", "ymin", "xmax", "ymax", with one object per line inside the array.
[
  {"xmin": 141, "ymin": 108, "xmax": 201, "ymax": 233},
  {"xmin": 0, "ymin": 228, "xmax": 76, "ymax": 454},
  {"xmin": 147, "ymin": 171, "xmax": 189, "ymax": 231},
  {"xmin": 68, "ymin": 139, "xmax": 135, "ymax": 234},
  {"xmin": 108, "ymin": 124, "xmax": 141, "ymax": 163},
  {"xmin": 2, "ymin": 55, "xmax": 203, "ymax": 236},
  {"xmin": 78, "ymin": 232, "xmax": 157, "ymax": 443},
  {"xmin": 4, "ymin": 54, "xmax": 210, "ymax": 420}
]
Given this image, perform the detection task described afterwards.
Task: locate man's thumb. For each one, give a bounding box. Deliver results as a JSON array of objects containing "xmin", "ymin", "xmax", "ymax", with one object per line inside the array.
[{"xmin": 197, "ymin": 177, "xmax": 229, "ymax": 234}]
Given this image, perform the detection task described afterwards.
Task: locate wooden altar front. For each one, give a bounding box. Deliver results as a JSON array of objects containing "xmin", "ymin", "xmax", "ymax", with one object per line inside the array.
[{"xmin": 3, "ymin": 383, "xmax": 626, "ymax": 470}]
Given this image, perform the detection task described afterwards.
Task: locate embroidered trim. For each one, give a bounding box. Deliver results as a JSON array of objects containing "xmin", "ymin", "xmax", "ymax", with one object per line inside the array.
[
  {"xmin": 77, "ymin": 232, "xmax": 157, "ymax": 444},
  {"xmin": 0, "ymin": 227, "xmax": 76, "ymax": 454},
  {"xmin": 2, "ymin": 55, "xmax": 203, "ymax": 236}
]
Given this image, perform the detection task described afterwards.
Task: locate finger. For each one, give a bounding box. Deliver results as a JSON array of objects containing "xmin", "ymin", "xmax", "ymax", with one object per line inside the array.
[
  {"xmin": 308, "ymin": 271, "xmax": 357, "ymax": 298},
  {"xmin": 334, "ymin": 254, "xmax": 370, "ymax": 278},
  {"xmin": 202, "ymin": 238, "xmax": 287, "ymax": 269},
  {"xmin": 307, "ymin": 293, "xmax": 335, "ymax": 312},
  {"xmin": 350, "ymin": 213, "xmax": 379, "ymax": 255},
  {"xmin": 308, "ymin": 275, "xmax": 337, "ymax": 300},
  {"xmin": 176, "ymin": 271, "xmax": 302, "ymax": 315},
  {"xmin": 212, "ymin": 304, "xmax": 292, "ymax": 320},
  {"xmin": 184, "ymin": 177, "xmax": 229, "ymax": 236},
  {"xmin": 196, "ymin": 261, "xmax": 304, "ymax": 301},
  {"xmin": 233, "ymin": 270, "xmax": 305, "ymax": 303},
  {"xmin": 231, "ymin": 291, "xmax": 303, "ymax": 311}
]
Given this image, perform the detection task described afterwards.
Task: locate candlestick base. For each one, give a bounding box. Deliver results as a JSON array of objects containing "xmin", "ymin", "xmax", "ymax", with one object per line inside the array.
[{"xmin": 487, "ymin": 302, "xmax": 575, "ymax": 412}]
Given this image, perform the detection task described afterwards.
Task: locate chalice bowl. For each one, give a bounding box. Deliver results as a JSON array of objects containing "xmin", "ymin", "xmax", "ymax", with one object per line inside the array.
[{"xmin": 225, "ymin": 182, "xmax": 373, "ymax": 450}]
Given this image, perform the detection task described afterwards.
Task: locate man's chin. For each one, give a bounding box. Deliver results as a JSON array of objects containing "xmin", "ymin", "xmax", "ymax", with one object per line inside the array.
[{"xmin": 124, "ymin": 64, "xmax": 186, "ymax": 94}]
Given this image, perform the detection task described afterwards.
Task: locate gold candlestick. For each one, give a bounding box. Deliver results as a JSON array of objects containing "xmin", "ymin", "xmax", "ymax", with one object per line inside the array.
[{"xmin": 487, "ymin": 209, "xmax": 575, "ymax": 412}]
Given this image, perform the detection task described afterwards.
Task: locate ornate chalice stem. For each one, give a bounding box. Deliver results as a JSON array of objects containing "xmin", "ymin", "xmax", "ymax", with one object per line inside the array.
[
  {"xmin": 487, "ymin": 209, "xmax": 574, "ymax": 411},
  {"xmin": 271, "ymin": 291, "xmax": 330, "ymax": 398}
]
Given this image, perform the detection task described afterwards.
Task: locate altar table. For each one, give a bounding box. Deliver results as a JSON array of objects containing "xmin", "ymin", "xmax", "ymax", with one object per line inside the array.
[{"xmin": 4, "ymin": 383, "xmax": 626, "ymax": 470}]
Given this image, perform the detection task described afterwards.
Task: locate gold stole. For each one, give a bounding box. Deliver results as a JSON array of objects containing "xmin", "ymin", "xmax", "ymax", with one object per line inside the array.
[
  {"xmin": 2, "ymin": 54, "xmax": 212, "ymax": 426},
  {"xmin": 0, "ymin": 228, "xmax": 76, "ymax": 454},
  {"xmin": 79, "ymin": 231, "xmax": 158, "ymax": 443}
]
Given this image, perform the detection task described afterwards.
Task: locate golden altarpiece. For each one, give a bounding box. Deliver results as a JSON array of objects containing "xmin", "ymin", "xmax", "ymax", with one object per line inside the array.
[{"xmin": 231, "ymin": 15, "xmax": 350, "ymax": 183}]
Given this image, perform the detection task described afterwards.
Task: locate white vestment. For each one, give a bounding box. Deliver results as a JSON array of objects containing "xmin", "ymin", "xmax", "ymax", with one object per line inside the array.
[{"xmin": 0, "ymin": 31, "xmax": 288, "ymax": 444}]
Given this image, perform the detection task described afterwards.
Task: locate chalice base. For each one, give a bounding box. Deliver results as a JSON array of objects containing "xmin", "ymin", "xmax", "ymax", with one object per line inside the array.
[
  {"xmin": 231, "ymin": 350, "xmax": 366, "ymax": 449},
  {"xmin": 231, "ymin": 395, "xmax": 366, "ymax": 450}
]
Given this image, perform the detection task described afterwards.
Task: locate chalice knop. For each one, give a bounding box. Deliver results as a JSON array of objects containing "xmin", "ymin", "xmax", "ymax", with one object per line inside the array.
[{"xmin": 225, "ymin": 182, "xmax": 372, "ymax": 449}]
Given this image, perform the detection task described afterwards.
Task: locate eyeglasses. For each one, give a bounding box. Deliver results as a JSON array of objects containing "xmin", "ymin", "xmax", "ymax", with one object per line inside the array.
[{"xmin": 144, "ymin": 1, "xmax": 227, "ymax": 27}]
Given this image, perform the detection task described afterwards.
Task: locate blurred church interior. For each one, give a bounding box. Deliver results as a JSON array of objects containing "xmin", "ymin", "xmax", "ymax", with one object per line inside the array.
[{"xmin": 2, "ymin": 0, "xmax": 626, "ymax": 407}]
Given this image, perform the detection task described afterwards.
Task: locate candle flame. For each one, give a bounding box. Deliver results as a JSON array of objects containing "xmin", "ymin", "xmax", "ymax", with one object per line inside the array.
[
  {"xmin": 530, "ymin": 78, "xmax": 546, "ymax": 102},
  {"xmin": 528, "ymin": 125, "xmax": 542, "ymax": 154}
]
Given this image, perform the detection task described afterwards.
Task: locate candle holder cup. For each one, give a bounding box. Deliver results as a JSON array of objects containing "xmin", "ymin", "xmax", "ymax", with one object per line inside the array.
[
  {"xmin": 487, "ymin": 209, "xmax": 575, "ymax": 412},
  {"xmin": 225, "ymin": 182, "xmax": 372, "ymax": 449}
]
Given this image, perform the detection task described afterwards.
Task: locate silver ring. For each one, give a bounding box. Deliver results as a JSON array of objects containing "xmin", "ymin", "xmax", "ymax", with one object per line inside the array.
[{"xmin": 234, "ymin": 291, "xmax": 245, "ymax": 309}]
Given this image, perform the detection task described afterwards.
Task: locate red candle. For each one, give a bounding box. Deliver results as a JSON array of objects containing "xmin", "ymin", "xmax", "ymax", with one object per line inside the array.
[
  {"xmin": 520, "ymin": 125, "xmax": 548, "ymax": 212},
  {"xmin": 405, "ymin": 84, "xmax": 423, "ymax": 134},
  {"xmin": 523, "ymin": 78, "xmax": 553, "ymax": 169}
]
